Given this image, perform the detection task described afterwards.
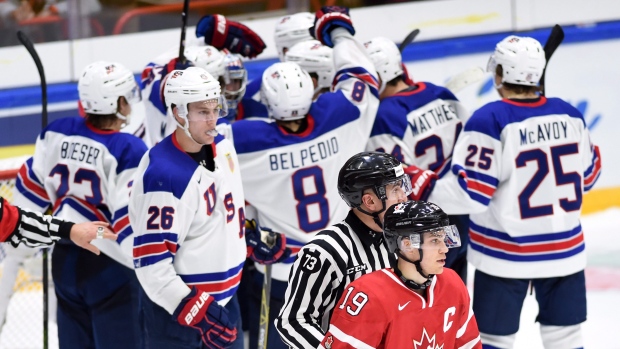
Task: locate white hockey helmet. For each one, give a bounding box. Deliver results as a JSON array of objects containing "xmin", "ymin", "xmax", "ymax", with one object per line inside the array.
[
  {"xmin": 284, "ymin": 40, "xmax": 334, "ymax": 95},
  {"xmin": 487, "ymin": 35, "xmax": 545, "ymax": 86},
  {"xmin": 163, "ymin": 67, "xmax": 227, "ymax": 140},
  {"xmin": 184, "ymin": 45, "xmax": 226, "ymax": 80},
  {"xmin": 364, "ymin": 37, "xmax": 404, "ymax": 94},
  {"xmin": 274, "ymin": 12, "xmax": 314, "ymax": 61},
  {"xmin": 78, "ymin": 61, "xmax": 141, "ymax": 116},
  {"xmin": 260, "ymin": 62, "xmax": 314, "ymax": 121},
  {"xmin": 222, "ymin": 52, "xmax": 248, "ymax": 110}
]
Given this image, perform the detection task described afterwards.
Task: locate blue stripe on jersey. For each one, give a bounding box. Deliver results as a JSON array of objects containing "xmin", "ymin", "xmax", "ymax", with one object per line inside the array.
[
  {"xmin": 134, "ymin": 232, "xmax": 179, "ymax": 245},
  {"xmin": 41, "ymin": 117, "xmax": 147, "ymax": 174},
  {"xmin": 469, "ymin": 238, "xmax": 585, "ymax": 262},
  {"xmin": 15, "ymin": 179, "xmax": 49, "ymax": 208},
  {"xmin": 231, "ymin": 90, "xmax": 361, "ymax": 154},
  {"xmin": 113, "ymin": 206, "xmax": 128, "ymax": 221},
  {"xmin": 464, "ymin": 98, "xmax": 584, "ymax": 141},
  {"xmin": 370, "ymin": 82, "xmax": 458, "ymax": 138},
  {"xmin": 209, "ymin": 287, "xmax": 239, "ymax": 302},
  {"xmin": 333, "ymin": 67, "xmax": 379, "ymax": 98},
  {"xmin": 469, "ymin": 220, "xmax": 582, "ymax": 244},
  {"xmin": 55, "ymin": 197, "xmax": 113, "ymax": 223},
  {"xmin": 179, "ymin": 261, "xmax": 244, "ymax": 283},
  {"xmin": 148, "ymin": 79, "xmax": 167, "ymax": 115},
  {"xmin": 142, "ymin": 136, "xmax": 197, "ymax": 199},
  {"xmin": 134, "ymin": 252, "xmax": 174, "ymax": 268}
]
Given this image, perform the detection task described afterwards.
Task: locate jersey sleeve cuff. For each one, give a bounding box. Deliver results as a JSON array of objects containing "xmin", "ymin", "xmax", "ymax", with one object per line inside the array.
[{"xmin": 56, "ymin": 221, "xmax": 74, "ymax": 240}]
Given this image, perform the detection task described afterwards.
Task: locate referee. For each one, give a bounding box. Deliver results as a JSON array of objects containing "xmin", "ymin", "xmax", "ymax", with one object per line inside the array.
[
  {"xmin": 0, "ymin": 196, "xmax": 115, "ymax": 251},
  {"xmin": 275, "ymin": 152, "xmax": 413, "ymax": 348}
]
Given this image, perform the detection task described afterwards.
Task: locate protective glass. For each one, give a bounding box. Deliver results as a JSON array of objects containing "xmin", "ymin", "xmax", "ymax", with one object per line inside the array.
[
  {"xmin": 384, "ymin": 175, "xmax": 413, "ymax": 201},
  {"xmin": 186, "ymin": 97, "xmax": 228, "ymax": 121},
  {"xmin": 125, "ymin": 83, "xmax": 142, "ymax": 105},
  {"xmin": 397, "ymin": 225, "xmax": 461, "ymax": 251},
  {"xmin": 486, "ymin": 55, "xmax": 498, "ymax": 74}
]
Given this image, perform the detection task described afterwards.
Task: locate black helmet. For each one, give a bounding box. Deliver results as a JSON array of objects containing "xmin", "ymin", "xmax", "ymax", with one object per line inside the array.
[
  {"xmin": 383, "ymin": 200, "xmax": 451, "ymax": 254},
  {"xmin": 383, "ymin": 200, "xmax": 460, "ymax": 289},
  {"xmin": 337, "ymin": 152, "xmax": 407, "ymax": 210}
]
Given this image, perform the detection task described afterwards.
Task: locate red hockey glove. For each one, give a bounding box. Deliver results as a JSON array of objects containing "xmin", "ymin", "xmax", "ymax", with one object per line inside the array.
[
  {"xmin": 172, "ymin": 287, "xmax": 237, "ymax": 348},
  {"xmin": 310, "ymin": 6, "xmax": 355, "ymax": 47},
  {"xmin": 404, "ymin": 165, "xmax": 438, "ymax": 201},
  {"xmin": 245, "ymin": 219, "xmax": 291, "ymax": 265},
  {"xmin": 196, "ymin": 14, "xmax": 266, "ymax": 58}
]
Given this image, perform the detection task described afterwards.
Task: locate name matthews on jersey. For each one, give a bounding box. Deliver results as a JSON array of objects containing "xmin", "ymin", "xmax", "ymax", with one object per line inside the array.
[
  {"xmin": 269, "ymin": 136, "xmax": 339, "ymax": 171},
  {"xmin": 409, "ymin": 103, "xmax": 458, "ymax": 137}
]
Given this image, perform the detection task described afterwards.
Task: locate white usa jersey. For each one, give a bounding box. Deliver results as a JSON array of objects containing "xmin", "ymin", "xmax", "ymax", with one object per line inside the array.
[
  {"xmin": 129, "ymin": 133, "xmax": 246, "ymax": 314},
  {"xmin": 429, "ymin": 97, "xmax": 602, "ymax": 278},
  {"xmin": 140, "ymin": 48, "xmax": 178, "ymax": 146},
  {"xmin": 366, "ymin": 82, "xmax": 469, "ymax": 178},
  {"xmin": 13, "ymin": 117, "xmax": 148, "ymax": 268},
  {"xmin": 217, "ymin": 32, "xmax": 380, "ymax": 281}
]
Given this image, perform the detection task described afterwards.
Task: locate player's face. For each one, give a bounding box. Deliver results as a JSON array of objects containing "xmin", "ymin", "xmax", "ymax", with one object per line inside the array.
[
  {"xmin": 225, "ymin": 80, "xmax": 242, "ymax": 93},
  {"xmin": 377, "ymin": 180, "xmax": 410, "ymax": 220},
  {"xmin": 419, "ymin": 231, "xmax": 450, "ymax": 274},
  {"xmin": 187, "ymin": 100, "xmax": 219, "ymax": 144}
]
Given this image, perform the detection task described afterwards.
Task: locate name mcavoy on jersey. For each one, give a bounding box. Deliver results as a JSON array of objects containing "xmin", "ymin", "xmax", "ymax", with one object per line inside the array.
[
  {"xmin": 60, "ymin": 141, "xmax": 101, "ymax": 165},
  {"xmin": 269, "ymin": 136, "xmax": 339, "ymax": 171},
  {"xmin": 409, "ymin": 103, "xmax": 458, "ymax": 137},
  {"xmin": 519, "ymin": 120, "xmax": 568, "ymax": 145}
]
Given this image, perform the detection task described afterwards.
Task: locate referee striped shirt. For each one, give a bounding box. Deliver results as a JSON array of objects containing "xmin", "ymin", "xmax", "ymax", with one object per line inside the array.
[
  {"xmin": 1, "ymin": 197, "xmax": 71, "ymax": 248},
  {"xmin": 276, "ymin": 210, "xmax": 392, "ymax": 349}
]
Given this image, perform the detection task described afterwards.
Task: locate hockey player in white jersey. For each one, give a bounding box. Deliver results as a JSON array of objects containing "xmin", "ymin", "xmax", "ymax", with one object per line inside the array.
[
  {"xmin": 245, "ymin": 12, "xmax": 315, "ymax": 100},
  {"xmin": 284, "ymin": 39, "xmax": 335, "ymax": 100},
  {"xmin": 415, "ymin": 35, "xmax": 603, "ymax": 349},
  {"xmin": 216, "ymin": 6, "xmax": 380, "ymax": 348},
  {"xmin": 12, "ymin": 61, "xmax": 147, "ymax": 349},
  {"xmin": 363, "ymin": 36, "xmax": 471, "ymax": 282},
  {"xmin": 141, "ymin": 45, "xmax": 226, "ymax": 145},
  {"xmin": 129, "ymin": 66, "xmax": 286, "ymax": 348}
]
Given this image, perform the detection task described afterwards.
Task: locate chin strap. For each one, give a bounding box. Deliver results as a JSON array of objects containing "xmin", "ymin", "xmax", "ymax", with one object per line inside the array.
[
  {"xmin": 357, "ymin": 195, "xmax": 388, "ymax": 229},
  {"xmin": 393, "ymin": 250, "xmax": 434, "ymax": 290},
  {"xmin": 116, "ymin": 111, "xmax": 131, "ymax": 129}
]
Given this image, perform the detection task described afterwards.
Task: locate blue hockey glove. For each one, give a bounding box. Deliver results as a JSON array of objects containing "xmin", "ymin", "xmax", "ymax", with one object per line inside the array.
[
  {"xmin": 173, "ymin": 287, "xmax": 237, "ymax": 348},
  {"xmin": 245, "ymin": 219, "xmax": 291, "ymax": 265},
  {"xmin": 310, "ymin": 6, "xmax": 355, "ymax": 47},
  {"xmin": 404, "ymin": 165, "xmax": 437, "ymax": 202},
  {"xmin": 196, "ymin": 14, "xmax": 266, "ymax": 58}
]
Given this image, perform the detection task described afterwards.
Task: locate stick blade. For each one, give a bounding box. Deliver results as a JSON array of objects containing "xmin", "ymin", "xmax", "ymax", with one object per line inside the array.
[
  {"xmin": 399, "ymin": 29, "xmax": 420, "ymax": 53},
  {"xmin": 444, "ymin": 67, "xmax": 486, "ymax": 94},
  {"xmin": 544, "ymin": 24, "xmax": 565, "ymax": 62}
]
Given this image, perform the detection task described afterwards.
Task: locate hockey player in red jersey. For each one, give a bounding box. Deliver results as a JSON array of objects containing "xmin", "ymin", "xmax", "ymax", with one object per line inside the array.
[{"xmin": 320, "ymin": 200, "xmax": 481, "ymax": 349}]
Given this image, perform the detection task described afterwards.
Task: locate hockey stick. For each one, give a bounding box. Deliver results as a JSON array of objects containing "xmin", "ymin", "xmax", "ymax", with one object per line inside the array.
[
  {"xmin": 177, "ymin": 0, "xmax": 190, "ymax": 65},
  {"xmin": 540, "ymin": 24, "xmax": 565, "ymax": 96},
  {"xmin": 398, "ymin": 28, "xmax": 420, "ymax": 53},
  {"xmin": 257, "ymin": 226, "xmax": 276, "ymax": 349},
  {"xmin": 16, "ymin": 30, "xmax": 49, "ymax": 349},
  {"xmin": 444, "ymin": 66, "xmax": 486, "ymax": 94}
]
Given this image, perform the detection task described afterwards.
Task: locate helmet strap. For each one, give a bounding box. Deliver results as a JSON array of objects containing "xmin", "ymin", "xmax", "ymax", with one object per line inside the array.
[
  {"xmin": 173, "ymin": 105, "xmax": 204, "ymax": 146},
  {"xmin": 393, "ymin": 249, "xmax": 433, "ymax": 290}
]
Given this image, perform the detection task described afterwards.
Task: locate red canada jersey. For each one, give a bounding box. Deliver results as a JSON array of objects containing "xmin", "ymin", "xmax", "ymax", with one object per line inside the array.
[{"xmin": 319, "ymin": 268, "xmax": 482, "ymax": 349}]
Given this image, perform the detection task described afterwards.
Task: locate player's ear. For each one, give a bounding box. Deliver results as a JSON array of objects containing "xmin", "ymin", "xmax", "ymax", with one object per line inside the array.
[{"xmin": 360, "ymin": 191, "xmax": 377, "ymax": 211}]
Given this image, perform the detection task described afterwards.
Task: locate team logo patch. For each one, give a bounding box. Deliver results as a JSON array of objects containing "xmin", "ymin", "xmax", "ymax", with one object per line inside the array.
[
  {"xmin": 225, "ymin": 153, "xmax": 235, "ymax": 172},
  {"xmin": 271, "ymin": 71, "xmax": 281, "ymax": 79},
  {"xmin": 105, "ymin": 64, "xmax": 115, "ymax": 74},
  {"xmin": 324, "ymin": 335, "xmax": 333, "ymax": 349},
  {"xmin": 413, "ymin": 328, "xmax": 444, "ymax": 349}
]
